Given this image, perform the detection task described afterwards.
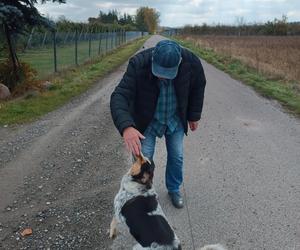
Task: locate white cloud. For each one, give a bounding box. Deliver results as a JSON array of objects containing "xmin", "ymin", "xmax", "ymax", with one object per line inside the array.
[
  {"xmin": 287, "ymin": 10, "xmax": 300, "ymax": 18},
  {"xmin": 94, "ymin": 2, "xmax": 115, "ymax": 9},
  {"xmin": 36, "ymin": 0, "xmax": 300, "ymax": 27},
  {"xmin": 190, "ymin": 0, "xmax": 204, "ymax": 7}
]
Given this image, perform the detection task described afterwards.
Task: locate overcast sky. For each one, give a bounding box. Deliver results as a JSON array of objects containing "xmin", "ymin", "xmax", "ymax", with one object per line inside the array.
[{"xmin": 37, "ymin": 0, "xmax": 300, "ymax": 27}]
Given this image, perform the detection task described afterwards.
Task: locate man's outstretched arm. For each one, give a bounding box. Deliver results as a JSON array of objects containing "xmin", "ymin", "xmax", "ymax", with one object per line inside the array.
[{"xmin": 110, "ymin": 58, "xmax": 144, "ymax": 155}]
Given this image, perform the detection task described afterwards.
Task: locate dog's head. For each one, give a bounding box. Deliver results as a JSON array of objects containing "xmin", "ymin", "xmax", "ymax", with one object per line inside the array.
[{"xmin": 129, "ymin": 155, "xmax": 155, "ymax": 189}]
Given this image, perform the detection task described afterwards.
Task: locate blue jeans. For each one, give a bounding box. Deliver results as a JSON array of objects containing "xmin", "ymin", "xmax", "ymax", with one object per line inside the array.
[{"xmin": 141, "ymin": 123, "xmax": 184, "ymax": 193}]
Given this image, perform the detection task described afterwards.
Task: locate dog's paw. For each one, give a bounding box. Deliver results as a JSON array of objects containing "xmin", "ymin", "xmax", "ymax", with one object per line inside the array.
[
  {"xmin": 108, "ymin": 227, "xmax": 117, "ymax": 239},
  {"xmin": 109, "ymin": 231, "xmax": 117, "ymax": 239},
  {"xmin": 109, "ymin": 217, "xmax": 118, "ymax": 239},
  {"xmin": 199, "ymin": 244, "xmax": 227, "ymax": 250}
]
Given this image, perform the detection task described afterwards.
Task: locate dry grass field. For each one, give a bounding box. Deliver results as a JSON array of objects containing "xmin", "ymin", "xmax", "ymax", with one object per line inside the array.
[{"xmin": 183, "ymin": 35, "xmax": 300, "ymax": 86}]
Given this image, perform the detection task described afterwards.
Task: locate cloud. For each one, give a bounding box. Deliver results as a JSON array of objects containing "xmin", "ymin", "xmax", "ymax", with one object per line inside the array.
[
  {"xmin": 36, "ymin": 0, "xmax": 300, "ymax": 26},
  {"xmin": 190, "ymin": 0, "xmax": 205, "ymax": 7}
]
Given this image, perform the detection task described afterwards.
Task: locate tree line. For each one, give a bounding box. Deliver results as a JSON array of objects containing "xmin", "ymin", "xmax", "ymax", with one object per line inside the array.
[
  {"xmin": 56, "ymin": 7, "xmax": 160, "ymax": 34},
  {"xmin": 179, "ymin": 16, "xmax": 300, "ymax": 36}
]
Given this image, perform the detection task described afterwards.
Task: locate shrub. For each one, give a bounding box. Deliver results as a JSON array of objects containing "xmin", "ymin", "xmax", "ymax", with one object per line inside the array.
[{"xmin": 0, "ymin": 59, "xmax": 40, "ymax": 96}]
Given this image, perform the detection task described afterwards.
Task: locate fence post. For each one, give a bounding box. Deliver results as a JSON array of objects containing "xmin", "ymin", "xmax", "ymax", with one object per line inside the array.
[
  {"xmin": 116, "ymin": 29, "xmax": 118, "ymax": 47},
  {"xmin": 120, "ymin": 29, "xmax": 123, "ymax": 44},
  {"xmin": 88, "ymin": 28, "xmax": 92, "ymax": 58},
  {"xmin": 110, "ymin": 29, "xmax": 114, "ymax": 50},
  {"xmin": 78, "ymin": 27, "xmax": 83, "ymax": 41},
  {"xmin": 75, "ymin": 28, "xmax": 78, "ymax": 66},
  {"xmin": 63, "ymin": 31, "xmax": 69, "ymax": 44},
  {"xmin": 71, "ymin": 30, "xmax": 76, "ymax": 42},
  {"xmin": 52, "ymin": 30, "xmax": 57, "ymax": 72},
  {"xmin": 42, "ymin": 31, "xmax": 47, "ymax": 48},
  {"xmin": 84, "ymin": 29, "xmax": 88, "ymax": 40},
  {"xmin": 25, "ymin": 27, "xmax": 35, "ymax": 51},
  {"xmin": 98, "ymin": 28, "xmax": 102, "ymax": 55},
  {"xmin": 105, "ymin": 29, "xmax": 108, "ymax": 54},
  {"xmin": 117, "ymin": 29, "xmax": 119, "ymax": 47},
  {"xmin": 115, "ymin": 29, "xmax": 118, "ymax": 48}
]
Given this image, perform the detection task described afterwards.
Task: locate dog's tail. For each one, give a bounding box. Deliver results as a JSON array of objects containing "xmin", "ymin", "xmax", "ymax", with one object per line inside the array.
[{"xmin": 198, "ymin": 244, "xmax": 227, "ymax": 250}]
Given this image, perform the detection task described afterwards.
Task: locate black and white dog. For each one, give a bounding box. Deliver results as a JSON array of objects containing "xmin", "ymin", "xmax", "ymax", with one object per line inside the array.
[
  {"xmin": 109, "ymin": 154, "xmax": 182, "ymax": 249},
  {"xmin": 109, "ymin": 154, "xmax": 227, "ymax": 250}
]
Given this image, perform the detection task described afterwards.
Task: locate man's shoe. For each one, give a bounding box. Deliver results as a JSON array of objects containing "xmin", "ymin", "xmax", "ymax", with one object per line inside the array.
[{"xmin": 168, "ymin": 192, "xmax": 184, "ymax": 209}]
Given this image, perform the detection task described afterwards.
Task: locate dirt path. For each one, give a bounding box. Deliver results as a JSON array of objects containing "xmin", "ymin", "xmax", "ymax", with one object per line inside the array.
[
  {"xmin": 0, "ymin": 44, "xmax": 147, "ymax": 249},
  {"xmin": 1, "ymin": 35, "xmax": 300, "ymax": 250},
  {"xmin": 111, "ymin": 36, "xmax": 300, "ymax": 250}
]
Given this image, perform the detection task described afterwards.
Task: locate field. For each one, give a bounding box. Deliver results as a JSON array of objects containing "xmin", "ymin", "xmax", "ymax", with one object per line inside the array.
[
  {"xmin": 175, "ymin": 36, "xmax": 300, "ymax": 115},
  {"xmin": 182, "ymin": 35, "xmax": 300, "ymax": 85}
]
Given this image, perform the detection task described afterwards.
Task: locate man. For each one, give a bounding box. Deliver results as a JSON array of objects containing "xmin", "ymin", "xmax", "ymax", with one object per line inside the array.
[{"xmin": 110, "ymin": 39, "xmax": 206, "ymax": 208}]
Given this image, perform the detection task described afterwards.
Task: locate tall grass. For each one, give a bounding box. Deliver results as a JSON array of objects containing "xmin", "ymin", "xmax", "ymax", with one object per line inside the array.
[
  {"xmin": 174, "ymin": 36, "xmax": 300, "ymax": 116},
  {"xmin": 183, "ymin": 35, "xmax": 300, "ymax": 85}
]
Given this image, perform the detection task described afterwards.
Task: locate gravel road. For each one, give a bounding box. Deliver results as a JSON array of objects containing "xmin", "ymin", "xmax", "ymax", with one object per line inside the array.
[
  {"xmin": 1, "ymin": 35, "xmax": 300, "ymax": 250},
  {"xmin": 0, "ymin": 51, "xmax": 138, "ymax": 249}
]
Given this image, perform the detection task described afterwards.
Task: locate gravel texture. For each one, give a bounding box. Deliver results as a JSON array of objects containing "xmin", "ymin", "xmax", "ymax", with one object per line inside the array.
[{"xmin": 0, "ymin": 50, "xmax": 140, "ymax": 249}]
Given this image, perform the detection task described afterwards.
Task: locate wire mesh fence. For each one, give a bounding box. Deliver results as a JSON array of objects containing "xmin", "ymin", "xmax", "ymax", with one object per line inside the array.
[{"xmin": 1, "ymin": 29, "xmax": 146, "ymax": 79}]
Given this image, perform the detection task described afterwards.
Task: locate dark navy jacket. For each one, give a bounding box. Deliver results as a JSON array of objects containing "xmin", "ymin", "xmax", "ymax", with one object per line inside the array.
[{"xmin": 110, "ymin": 47, "xmax": 206, "ymax": 135}]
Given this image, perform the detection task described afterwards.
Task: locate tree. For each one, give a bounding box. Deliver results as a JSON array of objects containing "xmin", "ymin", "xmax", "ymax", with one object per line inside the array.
[
  {"xmin": 98, "ymin": 9, "xmax": 119, "ymax": 24},
  {"xmin": 136, "ymin": 7, "xmax": 160, "ymax": 34},
  {"xmin": 119, "ymin": 13, "xmax": 134, "ymax": 26},
  {"xmin": 235, "ymin": 16, "xmax": 246, "ymax": 36},
  {"xmin": 274, "ymin": 15, "xmax": 288, "ymax": 35},
  {"xmin": 0, "ymin": 0, "xmax": 65, "ymax": 89}
]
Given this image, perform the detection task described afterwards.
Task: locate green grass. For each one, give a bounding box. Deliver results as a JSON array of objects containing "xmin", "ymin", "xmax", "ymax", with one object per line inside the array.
[
  {"xmin": 173, "ymin": 37, "xmax": 300, "ymax": 116},
  {"xmin": 19, "ymin": 38, "xmax": 121, "ymax": 78},
  {"xmin": 0, "ymin": 36, "xmax": 148, "ymax": 125}
]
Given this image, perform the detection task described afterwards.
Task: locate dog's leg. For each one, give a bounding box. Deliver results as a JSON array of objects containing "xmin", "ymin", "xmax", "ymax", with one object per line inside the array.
[{"xmin": 109, "ymin": 217, "xmax": 117, "ymax": 239}]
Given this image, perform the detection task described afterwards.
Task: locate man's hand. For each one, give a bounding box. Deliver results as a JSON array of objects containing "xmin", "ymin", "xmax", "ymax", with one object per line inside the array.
[
  {"xmin": 123, "ymin": 127, "xmax": 145, "ymax": 156},
  {"xmin": 188, "ymin": 121, "xmax": 199, "ymax": 131}
]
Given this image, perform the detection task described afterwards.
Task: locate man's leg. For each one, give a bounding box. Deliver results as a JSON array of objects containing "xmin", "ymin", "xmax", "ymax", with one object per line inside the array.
[
  {"xmin": 165, "ymin": 124, "xmax": 184, "ymax": 208},
  {"xmin": 141, "ymin": 126, "xmax": 157, "ymax": 161},
  {"xmin": 165, "ymin": 124, "xmax": 184, "ymax": 194}
]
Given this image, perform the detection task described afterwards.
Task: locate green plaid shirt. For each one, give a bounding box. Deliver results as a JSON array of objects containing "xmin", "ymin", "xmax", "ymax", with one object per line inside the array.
[{"xmin": 149, "ymin": 79, "xmax": 181, "ymax": 138}]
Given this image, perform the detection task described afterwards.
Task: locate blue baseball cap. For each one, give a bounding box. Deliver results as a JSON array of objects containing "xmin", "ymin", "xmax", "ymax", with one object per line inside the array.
[{"xmin": 152, "ymin": 40, "xmax": 182, "ymax": 80}]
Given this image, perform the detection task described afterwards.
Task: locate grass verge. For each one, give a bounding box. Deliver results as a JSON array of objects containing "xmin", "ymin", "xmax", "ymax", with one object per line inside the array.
[
  {"xmin": 0, "ymin": 37, "xmax": 148, "ymax": 125},
  {"xmin": 174, "ymin": 37, "xmax": 300, "ymax": 116}
]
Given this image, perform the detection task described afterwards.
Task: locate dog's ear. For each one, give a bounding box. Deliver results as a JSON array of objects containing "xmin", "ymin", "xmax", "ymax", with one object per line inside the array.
[
  {"xmin": 130, "ymin": 154, "xmax": 152, "ymax": 176},
  {"xmin": 129, "ymin": 157, "xmax": 142, "ymax": 176}
]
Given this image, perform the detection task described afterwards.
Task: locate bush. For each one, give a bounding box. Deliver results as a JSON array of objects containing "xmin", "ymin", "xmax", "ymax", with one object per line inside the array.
[{"xmin": 0, "ymin": 59, "xmax": 40, "ymax": 95}]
